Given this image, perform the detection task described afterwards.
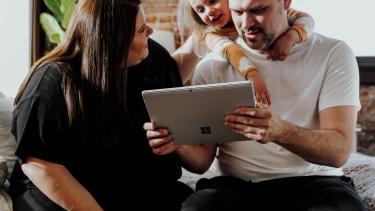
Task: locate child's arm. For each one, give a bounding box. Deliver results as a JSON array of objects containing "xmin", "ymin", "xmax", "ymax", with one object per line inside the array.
[
  {"xmin": 287, "ymin": 8, "xmax": 315, "ymax": 43},
  {"xmin": 205, "ymin": 32, "xmax": 271, "ymax": 105},
  {"xmin": 267, "ymin": 8, "xmax": 315, "ymax": 61},
  {"xmin": 171, "ymin": 36, "xmax": 200, "ymax": 85}
]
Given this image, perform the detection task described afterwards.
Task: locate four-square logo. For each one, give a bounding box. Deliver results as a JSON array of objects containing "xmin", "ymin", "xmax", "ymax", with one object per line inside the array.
[{"xmin": 200, "ymin": 126, "xmax": 211, "ymax": 135}]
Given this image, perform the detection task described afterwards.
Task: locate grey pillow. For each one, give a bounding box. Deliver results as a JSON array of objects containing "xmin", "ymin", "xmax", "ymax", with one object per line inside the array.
[{"xmin": 0, "ymin": 93, "xmax": 16, "ymax": 180}]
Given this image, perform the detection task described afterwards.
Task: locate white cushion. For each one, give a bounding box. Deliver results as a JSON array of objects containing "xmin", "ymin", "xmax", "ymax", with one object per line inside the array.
[
  {"xmin": 150, "ymin": 30, "xmax": 176, "ymax": 54},
  {"xmin": 0, "ymin": 189, "xmax": 12, "ymax": 211},
  {"xmin": 0, "ymin": 93, "xmax": 16, "ymax": 178}
]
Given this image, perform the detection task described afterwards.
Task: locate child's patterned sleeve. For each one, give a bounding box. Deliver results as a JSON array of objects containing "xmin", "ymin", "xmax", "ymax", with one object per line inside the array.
[
  {"xmin": 287, "ymin": 8, "xmax": 315, "ymax": 43},
  {"xmin": 205, "ymin": 32, "xmax": 258, "ymax": 79}
]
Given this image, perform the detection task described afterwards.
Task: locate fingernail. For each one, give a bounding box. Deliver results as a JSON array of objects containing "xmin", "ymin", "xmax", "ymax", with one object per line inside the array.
[{"xmin": 247, "ymin": 111, "xmax": 255, "ymax": 116}]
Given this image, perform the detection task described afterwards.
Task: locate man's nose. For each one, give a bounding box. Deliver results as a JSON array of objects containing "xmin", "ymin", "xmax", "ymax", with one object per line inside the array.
[{"xmin": 242, "ymin": 13, "xmax": 255, "ymax": 31}]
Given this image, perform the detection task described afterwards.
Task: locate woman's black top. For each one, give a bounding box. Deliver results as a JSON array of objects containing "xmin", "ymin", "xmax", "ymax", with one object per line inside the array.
[{"xmin": 9, "ymin": 40, "xmax": 188, "ymax": 210}]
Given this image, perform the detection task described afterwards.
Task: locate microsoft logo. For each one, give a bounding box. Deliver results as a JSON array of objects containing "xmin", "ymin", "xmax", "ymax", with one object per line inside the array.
[{"xmin": 200, "ymin": 127, "xmax": 211, "ymax": 135}]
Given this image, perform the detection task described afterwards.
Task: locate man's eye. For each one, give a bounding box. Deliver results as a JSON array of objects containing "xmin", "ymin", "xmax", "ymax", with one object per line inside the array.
[
  {"xmin": 232, "ymin": 10, "xmax": 243, "ymax": 16},
  {"xmin": 209, "ymin": 0, "xmax": 216, "ymax": 4},
  {"xmin": 252, "ymin": 7, "xmax": 266, "ymax": 14}
]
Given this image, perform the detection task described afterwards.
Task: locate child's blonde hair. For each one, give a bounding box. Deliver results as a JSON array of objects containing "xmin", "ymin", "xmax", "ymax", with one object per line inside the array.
[{"xmin": 177, "ymin": 0, "xmax": 221, "ymax": 56}]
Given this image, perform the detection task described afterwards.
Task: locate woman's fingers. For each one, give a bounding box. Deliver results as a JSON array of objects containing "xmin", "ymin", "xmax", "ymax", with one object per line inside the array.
[
  {"xmin": 143, "ymin": 122, "xmax": 156, "ymax": 130},
  {"xmin": 149, "ymin": 134, "xmax": 173, "ymax": 148},
  {"xmin": 146, "ymin": 128, "xmax": 169, "ymax": 140},
  {"xmin": 152, "ymin": 141, "xmax": 177, "ymax": 155}
]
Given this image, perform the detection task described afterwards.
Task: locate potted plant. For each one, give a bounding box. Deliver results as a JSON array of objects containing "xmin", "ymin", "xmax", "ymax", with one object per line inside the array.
[{"xmin": 39, "ymin": 0, "xmax": 77, "ymax": 45}]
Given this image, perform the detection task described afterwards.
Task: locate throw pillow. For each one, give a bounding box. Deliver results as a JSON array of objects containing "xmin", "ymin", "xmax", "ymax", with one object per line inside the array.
[
  {"xmin": 343, "ymin": 153, "xmax": 375, "ymax": 211},
  {"xmin": 0, "ymin": 93, "xmax": 16, "ymax": 178}
]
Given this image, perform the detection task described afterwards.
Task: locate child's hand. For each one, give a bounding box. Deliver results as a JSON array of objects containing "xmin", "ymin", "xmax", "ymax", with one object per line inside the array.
[
  {"xmin": 246, "ymin": 71, "xmax": 271, "ymax": 105},
  {"xmin": 267, "ymin": 28, "xmax": 299, "ymax": 61}
]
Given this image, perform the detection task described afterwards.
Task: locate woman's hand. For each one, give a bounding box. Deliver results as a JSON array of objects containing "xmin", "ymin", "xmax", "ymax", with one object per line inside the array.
[{"xmin": 143, "ymin": 122, "xmax": 179, "ymax": 155}]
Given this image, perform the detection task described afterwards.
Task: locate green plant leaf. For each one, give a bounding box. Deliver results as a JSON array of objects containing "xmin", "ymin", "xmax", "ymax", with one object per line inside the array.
[
  {"xmin": 43, "ymin": 0, "xmax": 63, "ymax": 23},
  {"xmin": 40, "ymin": 13, "xmax": 65, "ymax": 44},
  {"xmin": 61, "ymin": 0, "xmax": 76, "ymax": 30}
]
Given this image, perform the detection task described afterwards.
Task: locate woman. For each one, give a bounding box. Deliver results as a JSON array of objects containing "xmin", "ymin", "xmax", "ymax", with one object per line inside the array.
[{"xmin": 9, "ymin": 0, "xmax": 193, "ymax": 210}]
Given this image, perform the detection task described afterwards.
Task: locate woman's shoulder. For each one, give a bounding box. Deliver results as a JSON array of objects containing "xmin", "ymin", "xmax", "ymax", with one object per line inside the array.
[
  {"xmin": 148, "ymin": 39, "xmax": 172, "ymax": 58},
  {"xmin": 19, "ymin": 62, "xmax": 66, "ymax": 104}
]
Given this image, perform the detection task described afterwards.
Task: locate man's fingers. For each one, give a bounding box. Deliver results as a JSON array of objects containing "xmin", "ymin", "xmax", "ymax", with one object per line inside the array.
[
  {"xmin": 225, "ymin": 114, "xmax": 269, "ymax": 127},
  {"xmin": 225, "ymin": 121, "xmax": 266, "ymax": 134},
  {"xmin": 234, "ymin": 106, "xmax": 271, "ymax": 118},
  {"xmin": 231, "ymin": 128, "xmax": 263, "ymax": 141},
  {"xmin": 265, "ymin": 92, "xmax": 271, "ymax": 105},
  {"xmin": 256, "ymin": 102, "xmax": 269, "ymax": 109},
  {"xmin": 260, "ymin": 92, "xmax": 268, "ymax": 105},
  {"xmin": 255, "ymin": 92, "xmax": 262, "ymax": 104}
]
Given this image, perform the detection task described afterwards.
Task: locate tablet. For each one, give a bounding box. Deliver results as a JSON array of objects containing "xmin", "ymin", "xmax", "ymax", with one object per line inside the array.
[{"xmin": 142, "ymin": 81, "xmax": 256, "ymax": 144}]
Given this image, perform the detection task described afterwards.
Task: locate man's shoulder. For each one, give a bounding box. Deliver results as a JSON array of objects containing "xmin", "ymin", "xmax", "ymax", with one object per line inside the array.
[
  {"xmin": 309, "ymin": 33, "xmax": 350, "ymax": 52},
  {"xmin": 308, "ymin": 33, "xmax": 356, "ymax": 65}
]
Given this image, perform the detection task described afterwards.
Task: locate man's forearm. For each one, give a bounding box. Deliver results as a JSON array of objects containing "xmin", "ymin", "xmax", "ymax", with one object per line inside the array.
[{"xmin": 274, "ymin": 121, "xmax": 351, "ymax": 167}]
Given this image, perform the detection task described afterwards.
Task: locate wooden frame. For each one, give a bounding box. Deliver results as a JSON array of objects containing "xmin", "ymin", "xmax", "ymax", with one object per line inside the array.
[{"xmin": 31, "ymin": 0, "xmax": 46, "ymax": 65}]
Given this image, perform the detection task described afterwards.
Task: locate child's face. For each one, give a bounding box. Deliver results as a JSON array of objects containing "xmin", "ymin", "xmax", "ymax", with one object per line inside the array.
[{"xmin": 188, "ymin": 0, "xmax": 232, "ymax": 28}]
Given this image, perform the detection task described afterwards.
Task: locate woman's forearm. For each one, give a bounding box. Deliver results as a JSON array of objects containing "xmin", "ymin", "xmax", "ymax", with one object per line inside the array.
[
  {"xmin": 22, "ymin": 157, "xmax": 103, "ymax": 211},
  {"xmin": 175, "ymin": 144, "xmax": 217, "ymax": 174}
]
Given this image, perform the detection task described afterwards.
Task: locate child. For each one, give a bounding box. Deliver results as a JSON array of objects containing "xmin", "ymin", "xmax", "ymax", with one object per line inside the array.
[{"xmin": 173, "ymin": 0, "xmax": 314, "ymax": 105}]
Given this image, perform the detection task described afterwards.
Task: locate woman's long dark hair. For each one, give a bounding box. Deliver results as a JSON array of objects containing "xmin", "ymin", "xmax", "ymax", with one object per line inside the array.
[{"xmin": 15, "ymin": 0, "xmax": 141, "ymax": 143}]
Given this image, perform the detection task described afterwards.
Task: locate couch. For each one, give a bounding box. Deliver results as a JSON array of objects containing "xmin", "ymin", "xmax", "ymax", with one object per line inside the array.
[
  {"xmin": 1, "ymin": 90, "xmax": 375, "ymax": 211},
  {"xmin": 0, "ymin": 93, "xmax": 15, "ymax": 211}
]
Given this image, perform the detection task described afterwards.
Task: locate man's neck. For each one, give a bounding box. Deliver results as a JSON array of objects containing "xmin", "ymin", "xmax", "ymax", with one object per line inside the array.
[{"xmin": 236, "ymin": 37, "xmax": 266, "ymax": 56}]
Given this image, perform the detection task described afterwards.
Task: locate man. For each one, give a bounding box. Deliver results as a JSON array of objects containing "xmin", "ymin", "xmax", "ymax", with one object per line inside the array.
[{"xmin": 144, "ymin": 0, "xmax": 366, "ymax": 210}]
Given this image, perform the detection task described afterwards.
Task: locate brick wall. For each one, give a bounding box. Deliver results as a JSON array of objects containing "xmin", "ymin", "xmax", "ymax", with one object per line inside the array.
[
  {"xmin": 358, "ymin": 86, "xmax": 375, "ymax": 155},
  {"xmin": 143, "ymin": 0, "xmax": 181, "ymax": 47},
  {"xmin": 143, "ymin": 0, "xmax": 375, "ymax": 155}
]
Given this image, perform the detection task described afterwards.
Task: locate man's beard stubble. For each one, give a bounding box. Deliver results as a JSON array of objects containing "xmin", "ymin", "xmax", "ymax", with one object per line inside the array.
[{"xmin": 241, "ymin": 29, "xmax": 276, "ymax": 51}]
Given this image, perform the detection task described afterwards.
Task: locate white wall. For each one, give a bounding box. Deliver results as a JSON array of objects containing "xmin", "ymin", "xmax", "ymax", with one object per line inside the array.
[
  {"xmin": 292, "ymin": 0, "xmax": 375, "ymax": 56},
  {"xmin": 0, "ymin": 1, "xmax": 30, "ymax": 98}
]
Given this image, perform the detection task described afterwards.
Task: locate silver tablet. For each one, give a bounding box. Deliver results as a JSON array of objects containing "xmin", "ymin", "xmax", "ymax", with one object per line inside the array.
[{"xmin": 142, "ymin": 81, "xmax": 256, "ymax": 144}]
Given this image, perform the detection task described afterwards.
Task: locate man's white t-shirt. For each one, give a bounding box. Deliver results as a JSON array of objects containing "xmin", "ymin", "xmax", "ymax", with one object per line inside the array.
[{"xmin": 192, "ymin": 33, "xmax": 361, "ymax": 182}]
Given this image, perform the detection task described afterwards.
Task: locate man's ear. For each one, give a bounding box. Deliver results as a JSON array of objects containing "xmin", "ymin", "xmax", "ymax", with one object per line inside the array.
[{"xmin": 284, "ymin": 0, "xmax": 292, "ymax": 10}]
